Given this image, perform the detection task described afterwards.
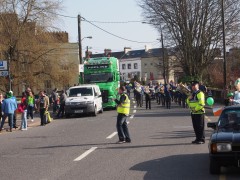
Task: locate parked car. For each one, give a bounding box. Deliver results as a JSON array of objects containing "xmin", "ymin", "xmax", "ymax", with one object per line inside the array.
[
  {"xmin": 65, "ymin": 84, "xmax": 103, "ymax": 117},
  {"xmin": 207, "ymin": 105, "xmax": 240, "ymax": 174}
]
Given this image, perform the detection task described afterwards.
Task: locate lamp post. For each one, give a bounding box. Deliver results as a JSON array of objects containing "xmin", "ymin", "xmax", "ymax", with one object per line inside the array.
[{"xmin": 78, "ymin": 14, "xmax": 92, "ymax": 84}]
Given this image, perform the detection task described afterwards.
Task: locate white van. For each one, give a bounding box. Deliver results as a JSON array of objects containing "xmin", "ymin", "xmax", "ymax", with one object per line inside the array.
[{"xmin": 65, "ymin": 84, "xmax": 103, "ymax": 117}]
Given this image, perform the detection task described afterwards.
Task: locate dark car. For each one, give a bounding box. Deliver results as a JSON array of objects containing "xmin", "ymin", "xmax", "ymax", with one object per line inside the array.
[{"xmin": 207, "ymin": 105, "xmax": 240, "ymax": 174}]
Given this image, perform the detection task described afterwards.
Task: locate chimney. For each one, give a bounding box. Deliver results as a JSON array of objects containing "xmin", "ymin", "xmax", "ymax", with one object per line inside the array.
[
  {"xmin": 145, "ymin": 45, "xmax": 151, "ymax": 52},
  {"xmin": 104, "ymin": 49, "xmax": 112, "ymax": 56},
  {"xmin": 124, "ymin": 47, "xmax": 131, "ymax": 54}
]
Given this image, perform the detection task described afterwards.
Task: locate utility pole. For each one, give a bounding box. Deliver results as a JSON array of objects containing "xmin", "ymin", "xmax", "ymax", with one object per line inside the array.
[
  {"xmin": 221, "ymin": 0, "xmax": 227, "ymax": 87},
  {"xmin": 78, "ymin": 14, "xmax": 83, "ymax": 84},
  {"xmin": 160, "ymin": 27, "xmax": 166, "ymax": 84}
]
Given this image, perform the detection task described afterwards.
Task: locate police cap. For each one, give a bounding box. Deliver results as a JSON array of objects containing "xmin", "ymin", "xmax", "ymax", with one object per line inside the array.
[{"xmin": 191, "ymin": 81, "xmax": 199, "ymax": 86}]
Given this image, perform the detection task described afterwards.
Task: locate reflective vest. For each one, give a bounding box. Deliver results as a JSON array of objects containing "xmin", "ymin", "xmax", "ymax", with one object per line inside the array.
[
  {"xmin": 117, "ymin": 93, "xmax": 130, "ymax": 115},
  {"xmin": 187, "ymin": 90, "xmax": 205, "ymax": 114}
]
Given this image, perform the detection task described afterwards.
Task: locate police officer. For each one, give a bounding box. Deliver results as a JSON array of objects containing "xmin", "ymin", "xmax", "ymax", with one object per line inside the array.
[
  {"xmin": 114, "ymin": 86, "xmax": 131, "ymax": 144},
  {"xmin": 187, "ymin": 81, "xmax": 205, "ymax": 144}
]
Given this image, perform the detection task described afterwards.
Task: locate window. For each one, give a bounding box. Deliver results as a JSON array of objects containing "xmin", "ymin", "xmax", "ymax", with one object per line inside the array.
[
  {"xmin": 128, "ymin": 63, "xmax": 131, "ymax": 69},
  {"xmin": 122, "ymin": 64, "xmax": 126, "ymax": 70},
  {"xmin": 144, "ymin": 63, "xmax": 147, "ymax": 67},
  {"xmin": 134, "ymin": 63, "xmax": 138, "ymax": 69}
]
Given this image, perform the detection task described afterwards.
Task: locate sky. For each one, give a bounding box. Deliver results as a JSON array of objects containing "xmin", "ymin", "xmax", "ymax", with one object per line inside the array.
[{"xmin": 55, "ymin": 0, "xmax": 160, "ymax": 54}]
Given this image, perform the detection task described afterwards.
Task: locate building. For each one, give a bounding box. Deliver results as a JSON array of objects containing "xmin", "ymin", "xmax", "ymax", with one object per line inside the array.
[{"xmin": 89, "ymin": 46, "xmax": 182, "ymax": 84}]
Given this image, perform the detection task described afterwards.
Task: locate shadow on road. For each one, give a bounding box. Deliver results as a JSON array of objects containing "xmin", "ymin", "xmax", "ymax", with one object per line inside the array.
[{"xmin": 130, "ymin": 153, "xmax": 216, "ymax": 180}]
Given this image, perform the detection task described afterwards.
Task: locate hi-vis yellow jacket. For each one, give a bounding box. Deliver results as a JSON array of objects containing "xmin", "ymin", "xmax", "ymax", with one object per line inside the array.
[
  {"xmin": 117, "ymin": 93, "xmax": 130, "ymax": 115},
  {"xmin": 187, "ymin": 90, "xmax": 205, "ymax": 114}
]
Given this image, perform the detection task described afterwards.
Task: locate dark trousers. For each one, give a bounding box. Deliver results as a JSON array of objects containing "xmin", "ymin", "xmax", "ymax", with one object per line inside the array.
[
  {"xmin": 191, "ymin": 113, "xmax": 205, "ymax": 142},
  {"xmin": 57, "ymin": 104, "xmax": 65, "ymax": 118},
  {"xmin": 116, "ymin": 113, "xmax": 131, "ymax": 142},
  {"xmin": 27, "ymin": 106, "xmax": 34, "ymax": 119},
  {"xmin": 136, "ymin": 93, "xmax": 142, "ymax": 107},
  {"xmin": 40, "ymin": 108, "xmax": 47, "ymax": 125},
  {"xmin": 1, "ymin": 113, "xmax": 14, "ymax": 130},
  {"xmin": 146, "ymin": 97, "xmax": 151, "ymax": 109},
  {"xmin": 165, "ymin": 97, "xmax": 171, "ymax": 109}
]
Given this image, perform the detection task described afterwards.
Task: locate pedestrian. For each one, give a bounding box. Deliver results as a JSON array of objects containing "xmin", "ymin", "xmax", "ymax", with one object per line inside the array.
[
  {"xmin": 51, "ymin": 88, "xmax": 58, "ymax": 114},
  {"xmin": 56, "ymin": 90, "xmax": 67, "ymax": 118},
  {"xmin": 0, "ymin": 91, "xmax": 17, "ymax": 132},
  {"xmin": 114, "ymin": 86, "xmax": 131, "ymax": 144},
  {"xmin": 144, "ymin": 86, "xmax": 151, "ymax": 109},
  {"xmin": 27, "ymin": 91, "xmax": 35, "ymax": 122},
  {"xmin": 19, "ymin": 92, "xmax": 28, "ymax": 130},
  {"xmin": 229, "ymin": 78, "xmax": 240, "ymax": 105},
  {"xmin": 187, "ymin": 81, "xmax": 205, "ymax": 144},
  {"xmin": 8, "ymin": 91, "xmax": 18, "ymax": 129},
  {"xmin": 37, "ymin": 91, "xmax": 49, "ymax": 126},
  {"xmin": 0, "ymin": 93, "xmax": 3, "ymax": 122}
]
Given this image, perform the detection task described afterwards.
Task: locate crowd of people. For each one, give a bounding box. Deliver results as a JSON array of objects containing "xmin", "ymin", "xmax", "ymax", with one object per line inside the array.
[
  {"xmin": 0, "ymin": 88, "xmax": 67, "ymax": 133},
  {"xmin": 124, "ymin": 80, "xmax": 209, "ymax": 110}
]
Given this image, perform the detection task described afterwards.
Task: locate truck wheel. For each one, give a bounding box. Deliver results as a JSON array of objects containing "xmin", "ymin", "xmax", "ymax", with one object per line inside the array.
[{"xmin": 210, "ymin": 159, "xmax": 221, "ymax": 174}]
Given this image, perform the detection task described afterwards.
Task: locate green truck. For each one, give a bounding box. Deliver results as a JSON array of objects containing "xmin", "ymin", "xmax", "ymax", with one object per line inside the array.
[{"xmin": 83, "ymin": 57, "xmax": 120, "ymax": 109}]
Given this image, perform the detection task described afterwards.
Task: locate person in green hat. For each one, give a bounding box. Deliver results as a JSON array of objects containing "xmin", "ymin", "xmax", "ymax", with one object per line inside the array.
[{"xmin": 0, "ymin": 91, "xmax": 17, "ymax": 132}]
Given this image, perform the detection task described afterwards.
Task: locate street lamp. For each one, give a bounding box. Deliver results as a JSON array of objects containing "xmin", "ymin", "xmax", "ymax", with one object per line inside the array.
[{"xmin": 81, "ymin": 36, "xmax": 92, "ymax": 41}]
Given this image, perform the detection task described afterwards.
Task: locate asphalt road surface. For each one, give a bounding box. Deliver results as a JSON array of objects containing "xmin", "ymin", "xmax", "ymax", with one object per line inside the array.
[{"xmin": 0, "ymin": 97, "xmax": 239, "ymax": 180}]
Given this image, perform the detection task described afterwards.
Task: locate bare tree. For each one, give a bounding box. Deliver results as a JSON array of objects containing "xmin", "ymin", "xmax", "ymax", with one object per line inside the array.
[
  {"xmin": 139, "ymin": 0, "xmax": 240, "ymax": 81},
  {"xmin": 0, "ymin": 0, "xmax": 64, "ymax": 92}
]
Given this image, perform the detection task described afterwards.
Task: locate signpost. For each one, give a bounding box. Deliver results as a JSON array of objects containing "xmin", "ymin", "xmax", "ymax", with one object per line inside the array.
[
  {"xmin": 0, "ymin": 61, "xmax": 7, "ymax": 70},
  {"xmin": 0, "ymin": 71, "xmax": 8, "ymax": 76}
]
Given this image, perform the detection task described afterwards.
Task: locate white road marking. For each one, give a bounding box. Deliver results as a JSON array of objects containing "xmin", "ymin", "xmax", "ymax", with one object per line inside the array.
[
  {"xmin": 130, "ymin": 115, "xmax": 134, "ymax": 119},
  {"xmin": 127, "ymin": 121, "xmax": 130, "ymax": 124},
  {"xmin": 134, "ymin": 105, "xmax": 136, "ymax": 109},
  {"xmin": 133, "ymin": 101, "xmax": 136, "ymax": 104},
  {"xmin": 133, "ymin": 110, "xmax": 136, "ymax": 113},
  {"xmin": 106, "ymin": 132, "xmax": 117, "ymax": 139},
  {"xmin": 74, "ymin": 147, "xmax": 98, "ymax": 161},
  {"xmin": 131, "ymin": 98, "xmax": 134, "ymax": 100}
]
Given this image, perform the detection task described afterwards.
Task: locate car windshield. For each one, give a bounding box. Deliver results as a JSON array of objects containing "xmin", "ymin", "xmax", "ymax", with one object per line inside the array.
[
  {"xmin": 218, "ymin": 109, "xmax": 240, "ymax": 129},
  {"xmin": 84, "ymin": 73, "xmax": 113, "ymax": 83},
  {"xmin": 69, "ymin": 87, "xmax": 93, "ymax": 97}
]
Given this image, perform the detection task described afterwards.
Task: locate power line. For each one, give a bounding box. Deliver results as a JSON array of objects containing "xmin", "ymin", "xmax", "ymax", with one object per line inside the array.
[{"xmin": 82, "ymin": 16, "xmax": 156, "ymax": 44}]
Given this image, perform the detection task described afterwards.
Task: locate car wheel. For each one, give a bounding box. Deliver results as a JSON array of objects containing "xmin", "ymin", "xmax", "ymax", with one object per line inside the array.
[
  {"xmin": 99, "ymin": 107, "xmax": 103, "ymax": 113},
  {"xmin": 210, "ymin": 159, "xmax": 221, "ymax": 174},
  {"xmin": 93, "ymin": 106, "xmax": 97, "ymax": 116}
]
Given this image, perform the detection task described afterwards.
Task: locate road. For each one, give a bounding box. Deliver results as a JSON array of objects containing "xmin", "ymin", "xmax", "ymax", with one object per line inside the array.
[{"xmin": 0, "ymin": 98, "xmax": 239, "ymax": 180}]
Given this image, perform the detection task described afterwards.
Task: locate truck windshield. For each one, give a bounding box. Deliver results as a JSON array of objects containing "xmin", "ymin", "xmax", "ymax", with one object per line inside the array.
[
  {"xmin": 85, "ymin": 73, "xmax": 113, "ymax": 83},
  {"xmin": 69, "ymin": 87, "xmax": 93, "ymax": 97}
]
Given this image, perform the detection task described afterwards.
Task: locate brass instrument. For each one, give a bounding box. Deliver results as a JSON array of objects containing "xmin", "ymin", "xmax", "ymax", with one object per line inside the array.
[{"xmin": 177, "ymin": 83, "xmax": 192, "ymax": 96}]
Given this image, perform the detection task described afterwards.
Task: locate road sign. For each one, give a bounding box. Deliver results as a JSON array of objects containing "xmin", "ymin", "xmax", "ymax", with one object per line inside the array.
[
  {"xmin": 0, "ymin": 71, "xmax": 9, "ymax": 76},
  {"xmin": 0, "ymin": 61, "xmax": 7, "ymax": 70}
]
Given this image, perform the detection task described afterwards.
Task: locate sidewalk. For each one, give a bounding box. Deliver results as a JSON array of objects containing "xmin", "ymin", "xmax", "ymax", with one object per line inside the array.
[{"xmin": 0, "ymin": 111, "xmax": 53, "ymax": 134}]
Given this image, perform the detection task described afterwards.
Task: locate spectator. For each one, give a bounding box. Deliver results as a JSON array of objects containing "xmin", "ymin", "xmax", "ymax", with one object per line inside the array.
[
  {"xmin": 56, "ymin": 90, "xmax": 67, "ymax": 118},
  {"xmin": 37, "ymin": 91, "xmax": 49, "ymax": 126},
  {"xmin": 27, "ymin": 91, "xmax": 35, "ymax": 122},
  {"xmin": 0, "ymin": 91, "xmax": 17, "ymax": 132},
  {"xmin": 51, "ymin": 88, "xmax": 58, "ymax": 114},
  {"xmin": 20, "ymin": 92, "xmax": 28, "ymax": 130}
]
